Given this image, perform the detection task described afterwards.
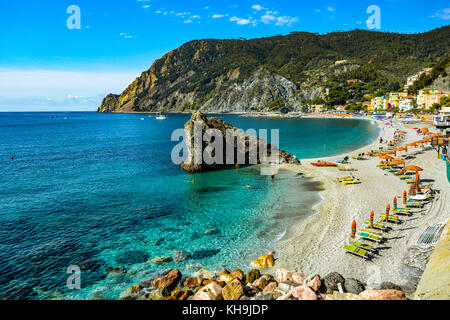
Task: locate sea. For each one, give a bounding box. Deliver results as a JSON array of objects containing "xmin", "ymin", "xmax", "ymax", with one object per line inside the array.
[{"xmin": 0, "ymin": 112, "xmax": 379, "ymax": 299}]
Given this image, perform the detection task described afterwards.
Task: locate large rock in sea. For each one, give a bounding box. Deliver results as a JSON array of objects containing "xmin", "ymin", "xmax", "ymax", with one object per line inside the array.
[{"xmin": 181, "ymin": 111, "xmax": 300, "ymax": 173}]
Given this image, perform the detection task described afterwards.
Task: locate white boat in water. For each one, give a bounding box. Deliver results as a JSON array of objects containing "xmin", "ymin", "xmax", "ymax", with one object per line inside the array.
[{"xmin": 156, "ymin": 113, "xmax": 166, "ymax": 120}]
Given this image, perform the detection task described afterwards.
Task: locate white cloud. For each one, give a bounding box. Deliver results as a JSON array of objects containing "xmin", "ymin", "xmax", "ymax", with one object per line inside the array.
[
  {"xmin": 184, "ymin": 19, "xmax": 193, "ymax": 24},
  {"xmin": 230, "ymin": 16, "xmax": 252, "ymax": 25},
  {"xmin": 252, "ymin": 4, "xmax": 266, "ymax": 11},
  {"xmin": 142, "ymin": 5, "xmax": 150, "ymax": 9},
  {"xmin": 327, "ymin": 7, "xmax": 335, "ymax": 12},
  {"xmin": 212, "ymin": 14, "xmax": 227, "ymax": 18},
  {"xmin": 120, "ymin": 33, "xmax": 137, "ymax": 39},
  {"xmin": 431, "ymin": 8, "xmax": 450, "ymax": 20},
  {"xmin": 261, "ymin": 14, "xmax": 276, "ymax": 24},
  {"xmin": 275, "ymin": 16, "xmax": 299, "ymax": 26},
  {"xmin": 191, "ymin": 15, "xmax": 201, "ymax": 19}
]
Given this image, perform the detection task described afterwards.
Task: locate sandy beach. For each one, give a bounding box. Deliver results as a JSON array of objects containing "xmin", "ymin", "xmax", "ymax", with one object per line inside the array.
[{"xmin": 276, "ymin": 118, "xmax": 449, "ymax": 294}]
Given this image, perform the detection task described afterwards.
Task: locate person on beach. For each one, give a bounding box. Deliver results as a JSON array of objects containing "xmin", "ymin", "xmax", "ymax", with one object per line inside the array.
[
  {"xmin": 271, "ymin": 170, "xmax": 275, "ymax": 180},
  {"xmin": 380, "ymin": 137, "xmax": 383, "ymax": 144}
]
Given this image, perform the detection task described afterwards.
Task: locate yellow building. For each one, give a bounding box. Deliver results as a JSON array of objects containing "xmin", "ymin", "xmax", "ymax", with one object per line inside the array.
[
  {"xmin": 370, "ymin": 96, "xmax": 389, "ymax": 111},
  {"xmin": 388, "ymin": 92, "xmax": 408, "ymax": 108}
]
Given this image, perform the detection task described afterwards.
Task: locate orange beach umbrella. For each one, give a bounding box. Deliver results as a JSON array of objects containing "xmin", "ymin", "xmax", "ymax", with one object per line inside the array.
[
  {"xmin": 385, "ymin": 204, "xmax": 390, "ymax": 222},
  {"xmin": 351, "ymin": 220, "xmax": 357, "ymax": 239},
  {"xmin": 403, "ymin": 190, "xmax": 407, "ymax": 205},
  {"xmin": 369, "ymin": 211, "xmax": 374, "ymax": 229},
  {"xmin": 405, "ymin": 165, "xmax": 423, "ymax": 172},
  {"xmin": 393, "ymin": 197, "xmax": 397, "ymax": 212}
]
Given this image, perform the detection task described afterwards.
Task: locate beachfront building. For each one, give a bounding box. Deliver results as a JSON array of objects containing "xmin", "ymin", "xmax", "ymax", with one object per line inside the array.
[
  {"xmin": 425, "ymin": 93, "xmax": 448, "ymax": 109},
  {"xmin": 398, "ymin": 96, "xmax": 415, "ymax": 112},
  {"xmin": 388, "ymin": 92, "xmax": 408, "ymax": 108},
  {"xmin": 417, "ymin": 89, "xmax": 443, "ymax": 108},
  {"xmin": 370, "ymin": 96, "xmax": 388, "ymax": 111}
]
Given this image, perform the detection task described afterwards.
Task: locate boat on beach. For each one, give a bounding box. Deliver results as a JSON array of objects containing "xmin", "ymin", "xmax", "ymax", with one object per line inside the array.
[{"xmin": 311, "ymin": 160, "xmax": 338, "ymax": 167}]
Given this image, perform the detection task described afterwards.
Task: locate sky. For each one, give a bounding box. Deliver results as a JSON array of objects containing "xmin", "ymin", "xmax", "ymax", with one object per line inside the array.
[{"xmin": 0, "ymin": 0, "xmax": 449, "ymax": 111}]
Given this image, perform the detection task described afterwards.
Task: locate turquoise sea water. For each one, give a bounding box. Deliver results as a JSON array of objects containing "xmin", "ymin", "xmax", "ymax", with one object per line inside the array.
[{"xmin": 0, "ymin": 112, "xmax": 379, "ymax": 300}]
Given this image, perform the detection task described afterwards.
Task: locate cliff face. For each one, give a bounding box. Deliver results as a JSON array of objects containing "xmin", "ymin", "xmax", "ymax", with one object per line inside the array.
[
  {"xmin": 181, "ymin": 111, "xmax": 300, "ymax": 173},
  {"xmin": 98, "ymin": 27, "xmax": 450, "ymax": 113}
]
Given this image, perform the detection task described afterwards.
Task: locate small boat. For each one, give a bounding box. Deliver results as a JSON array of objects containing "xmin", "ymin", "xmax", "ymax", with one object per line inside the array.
[
  {"xmin": 140, "ymin": 117, "xmax": 145, "ymax": 120},
  {"xmin": 311, "ymin": 160, "xmax": 337, "ymax": 167},
  {"xmin": 156, "ymin": 113, "xmax": 166, "ymax": 120}
]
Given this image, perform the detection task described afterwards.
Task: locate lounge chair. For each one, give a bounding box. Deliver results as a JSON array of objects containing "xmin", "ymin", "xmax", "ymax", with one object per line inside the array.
[
  {"xmin": 349, "ymin": 241, "xmax": 376, "ymax": 253},
  {"xmin": 337, "ymin": 166, "xmax": 351, "ymax": 171},
  {"xmin": 357, "ymin": 231, "xmax": 383, "ymax": 243},
  {"xmin": 378, "ymin": 213, "xmax": 401, "ymax": 223},
  {"xmin": 343, "ymin": 244, "xmax": 371, "ymax": 259},
  {"xmin": 363, "ymin": 220, "xmax": 388, "ymax": 231}
]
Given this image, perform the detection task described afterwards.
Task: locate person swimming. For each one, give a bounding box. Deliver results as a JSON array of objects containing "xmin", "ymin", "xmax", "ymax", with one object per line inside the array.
[
  {"xmin": 185, "ymin": 178, "xmax": 195, "ymax": 183},
  {"xmin": 246, "ymin": 184, "xmax": 252, "ymax": 188}
]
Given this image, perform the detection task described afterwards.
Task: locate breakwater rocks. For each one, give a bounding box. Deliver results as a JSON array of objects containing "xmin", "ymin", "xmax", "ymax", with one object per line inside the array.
[
  {"xmin": 115, "ymin": 253, "xmax": 408, "ymax": 301},
  {"xmin": 181, "ymin": 111, "xmax": 301, "ymax": 173}
]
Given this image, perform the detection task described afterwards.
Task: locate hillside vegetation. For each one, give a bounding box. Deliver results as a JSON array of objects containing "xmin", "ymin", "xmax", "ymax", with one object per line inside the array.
[{"xmin": 98, "ymin": 26, "xmax": 450, "ymax": 113}]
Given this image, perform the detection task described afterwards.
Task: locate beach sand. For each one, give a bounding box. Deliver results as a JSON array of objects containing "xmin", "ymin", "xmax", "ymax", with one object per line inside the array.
[{"xmin": 276, "ymin": 118, "xmax": 449, "ymax": 294}]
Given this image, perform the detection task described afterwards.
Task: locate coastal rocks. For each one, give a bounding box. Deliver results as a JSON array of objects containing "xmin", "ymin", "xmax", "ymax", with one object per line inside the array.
[
  {"xmin": 147, "ymin": 288, "xmax": 170, "ymax": 300},
  {"xmin": 152, "ymin": 269, "xmax": 182, "ymax": 291},
  {"xmin": 192, "ymin": 282, "xmax": 223, "ymax": 300},
  {"xmin": 150, "ymin": 256, "xmax": 173, "ymax": 265},
  {"xmin": 140, "ymin": 268, "xmax": 171, "ymax": 288},
  {"xmin": 321, "ymin": 272, "xmax": 345, "ymax": 294},
  {"xmin": 181, "ymin": 112, "xmax": 300, "ymax": 173},
  {"xmin": 325, "ymin": 293, "xmax": 362, "ymax": 300},
  {"xmin": 277, "ymin": 281, "xmax": 298, "ymax": 293},
  {"xmin": 274, "ymin": 268, "xmax": 292, "ymax": 283},
  {"xmin": 290, "ymin": 272, "xmax": 307, "ymax": 285},
  {"xmin": 250, "ymin": 252, "xmax": 275, "ymax": 269},
  {"xmin": 253, "ymin": 275, "xmax": 275, "ymax": 290},
  {"xmin": 262, "ymin": 281, "xmax": 278, "ymax": 295},
  {"xmin": 173, "ymin": 250, "xmax": 191, "ymax": 264},
  {"xmin": 183, "ymin": 277, "xmax": 204, "ymax": 288},
  {"xmin": 245, "ymin": 269, "xmax": 261, "ymax": 284},
  {"xmin": 359, "ymin": 289, "xmax": 407, "ymax": 300},
  {"xmin": 197, "ymin": 268, "xmax": 215, "ymax": 279},
  {"xmin": 307, "ymin": 275, "xmax": 322, "ymax": 292},
  {"xmin": 290, "ymin": 285, "xmax": 318, "ymax": 300},
  {"xmin": 222, "ymin": 279, "xmax": 245, "ymax": 300},
  {"xmin": 119, "ymin": 284, "xmax": 142, "ymax": 300},
  {"xmin": 229, "ymin": 269, "xmax": 245, "ymax": 282},
  {"xmin": 344, "ymin": 278, "xmax": 366, "ymax": 294}
]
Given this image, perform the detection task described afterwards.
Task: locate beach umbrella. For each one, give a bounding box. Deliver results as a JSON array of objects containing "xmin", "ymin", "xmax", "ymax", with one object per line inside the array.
[
  {"xmin": 351, "ymin": 220, "xmax": 357, "ymax": 239},
  {"xmin": 370, "ymin": 211, "xmax": 374, "ymax": 229},
  {"xmin": 414, "ymin": 173, "xmax": 421, "ymax": 192},
  {"xmin": 385, "ymin": 204, "xmax": 390, "ymax": 222},
  {"xmin": 403, "ymin": 190, "xmax": 407, "ymax": 204},
  {"xmin": 393, "ymin": 197, "xmax": 397, "ymax": 212},
  {"xmin": 409, "ymin": 183, "xmax": 416, "ymax": 196},
  {"xmin": 405, "ymin": 165, "xmax": 423, "ymax": 172},
  {"xmin": 388, "ymin": 159, "xmax": 405, "ymax": 166}
]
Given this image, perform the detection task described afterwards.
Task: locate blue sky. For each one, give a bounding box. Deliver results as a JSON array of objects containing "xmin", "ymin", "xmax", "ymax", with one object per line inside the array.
[{"xmin": 0, "ymin": 0, "xmax": 449, "ymax": 111}]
